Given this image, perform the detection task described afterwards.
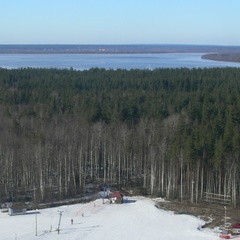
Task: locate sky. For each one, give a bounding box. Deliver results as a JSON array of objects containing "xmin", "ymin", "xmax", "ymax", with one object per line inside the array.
[{"xmin": 1, "ymin": 0, "xmax": 240, "ymax": 45}]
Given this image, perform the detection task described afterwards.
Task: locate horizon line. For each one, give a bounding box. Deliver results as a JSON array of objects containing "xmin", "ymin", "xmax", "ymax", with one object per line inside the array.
[{"xmin": 0, "ymin": 43, "xmax": 240, "ymax": 47}]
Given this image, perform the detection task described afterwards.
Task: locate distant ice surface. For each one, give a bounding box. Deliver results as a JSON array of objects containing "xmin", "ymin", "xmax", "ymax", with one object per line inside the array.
[
  {"xmin": 0, "ymin": 53, "xmax": 240, "ymax": 70},
  {"xmin": 0, "ymin": 196, "xmax": 221, "ymax": 240}
]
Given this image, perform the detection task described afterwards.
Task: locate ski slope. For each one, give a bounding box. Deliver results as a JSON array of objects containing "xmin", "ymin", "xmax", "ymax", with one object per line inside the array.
[{"xmin": 0, "ymin": 196, "xmax": 219, "ymax": 240}]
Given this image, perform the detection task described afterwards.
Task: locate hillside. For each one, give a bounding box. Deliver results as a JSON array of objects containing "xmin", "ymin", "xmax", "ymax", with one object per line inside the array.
[
  {"xmin": 0, "ymin": 197, "xmax": 219, "ymax": 240},
  {"xmin": 0, "ymin": 67, "xmax": 240, "ymax": 206}
]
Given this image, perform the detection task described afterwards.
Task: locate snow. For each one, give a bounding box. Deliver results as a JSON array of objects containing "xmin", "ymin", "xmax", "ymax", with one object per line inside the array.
[{"xmin": 0, "ymin": 196, "xmax": 220, "ymax": 240}]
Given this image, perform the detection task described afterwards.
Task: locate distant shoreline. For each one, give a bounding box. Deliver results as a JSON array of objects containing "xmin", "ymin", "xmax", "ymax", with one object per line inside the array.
[
  {"xmin": 0, "ymin": 44, "xmax": 240, "ymax": 55},
  {"xmin": 201, "ymin": 53, "xmax": 240, "ymax": 63},
  {"xmin": 0, "ymin": 44, "xmax": 240, "ymax": 64}
]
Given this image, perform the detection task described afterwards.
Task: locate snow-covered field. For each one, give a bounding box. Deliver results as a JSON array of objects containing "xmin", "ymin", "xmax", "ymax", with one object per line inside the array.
[{"xmin": 0, "ymin": 196, "xmax": 219, "ymax": 240}]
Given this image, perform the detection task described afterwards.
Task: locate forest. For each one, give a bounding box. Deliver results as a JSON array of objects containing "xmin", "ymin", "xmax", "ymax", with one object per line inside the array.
[{"xmin": 0, "ymin": 67, "xmax": 239, "ymax": 206}]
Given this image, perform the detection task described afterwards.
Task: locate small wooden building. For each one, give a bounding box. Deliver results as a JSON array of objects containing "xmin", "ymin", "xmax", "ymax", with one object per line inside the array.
[
  {"xmin": 109, "ymin": 192, "xmax": 123, "ymax": 204},
  {"xmin": 8, "ymin": 206, "xmax": 27, "ymax": 216}
]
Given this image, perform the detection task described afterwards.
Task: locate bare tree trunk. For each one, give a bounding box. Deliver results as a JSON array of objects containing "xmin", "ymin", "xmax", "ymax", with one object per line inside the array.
[
  {"xmin": 58, "ymin": 153, "xmax": 62, "ymax": 199},
  {"xmin": 161, "ymin": 153, "xmax": 165, "ymax": 196},
  {"xmin": 150, "ymin": 147, "xmax": 155, "ymax": 195},
  {"xmin": 180, "ymin": 148, "xmax": 183, "ymax": 201},
  {"xmin": 232, "ymin": 167, "xmax": 236, "ymax": 207},
  {"xmin": 118, "ymin": 146, "xmax": 121, "ymax": 187},
  {"xmin": 35, "ymin": 144, "xmax": 45, "ymax": 201},
  {"xmin": 166, "ymin": 159, "xmax": 172, "ymax": 199},
  {"xmin": 195, "ymin": 160, "xmax": 200, "ymax": 204}
]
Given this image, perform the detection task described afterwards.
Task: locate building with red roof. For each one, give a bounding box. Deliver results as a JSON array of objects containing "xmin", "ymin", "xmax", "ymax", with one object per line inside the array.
[{"xmin": 109, "ymin": 192, "xmax": 123, "ymax": 204}]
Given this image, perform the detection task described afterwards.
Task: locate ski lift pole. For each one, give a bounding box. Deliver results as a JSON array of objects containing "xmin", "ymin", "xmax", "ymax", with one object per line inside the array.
[
  {"xmin": 57, "ymin": 210, "xmax": 63, "ymax": 234},
  {"xmin": 35, "ymin": 209, "xmax": 38, "ymax": 236},
  {"xmin": 224, "ymin": 206, "xmax": 227, "ymax": 229}
]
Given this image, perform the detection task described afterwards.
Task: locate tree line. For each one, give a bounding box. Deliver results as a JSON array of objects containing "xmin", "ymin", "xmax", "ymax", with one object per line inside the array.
[{"xmin": 0, "ymin": 67, "xmax": 239, "ymax": 206}]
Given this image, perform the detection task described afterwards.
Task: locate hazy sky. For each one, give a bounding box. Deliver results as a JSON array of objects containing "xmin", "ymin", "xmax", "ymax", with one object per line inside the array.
[{"xmin": 1, "ymin": 0, "xmax": 239, "ymax": 45}]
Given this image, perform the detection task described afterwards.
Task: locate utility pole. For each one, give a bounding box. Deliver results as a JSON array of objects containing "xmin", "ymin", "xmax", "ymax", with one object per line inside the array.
[
  {"xmin": 35, "ymin": 209, "xmax": 39, "ymax": 236},
  {"xmin": 57, "ymin": 210, "xmax": 63, "ymax": 234}
]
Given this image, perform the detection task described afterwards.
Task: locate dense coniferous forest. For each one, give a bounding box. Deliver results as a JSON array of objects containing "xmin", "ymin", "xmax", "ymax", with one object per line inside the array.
[{"xmin": 0, "ymin": 67, "xmax": 240, "ymax": 206}]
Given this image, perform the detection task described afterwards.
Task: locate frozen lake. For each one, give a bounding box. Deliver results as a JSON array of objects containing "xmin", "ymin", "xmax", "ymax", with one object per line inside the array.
[{"xmin": 0, "ymin": 53, "xmax": 240, "ymax": 70}]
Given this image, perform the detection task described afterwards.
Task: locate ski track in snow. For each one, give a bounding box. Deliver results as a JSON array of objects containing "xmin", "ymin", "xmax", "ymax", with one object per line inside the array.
[{"xmin": 0, "ymin": 196, "xmax": 223, "ymax": 240}]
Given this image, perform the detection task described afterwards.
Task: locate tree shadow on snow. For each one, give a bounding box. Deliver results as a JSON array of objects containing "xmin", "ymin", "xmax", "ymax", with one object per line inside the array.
[
  {"xmin": 123, "ymin": 199, "xmax": 137, "ymax": 204},
  {"xmin": 26, "ymin": 210, "xmax": 41, "ymax": 215}
]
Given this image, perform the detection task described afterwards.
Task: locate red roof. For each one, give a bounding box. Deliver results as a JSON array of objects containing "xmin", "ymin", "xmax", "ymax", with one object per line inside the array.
[
  {"xmin": 232, "ymin": 223, "xmax": 240, "ymax": 229},
  {"xmin": 110, "ymin": 192, "xmax": 123, "ymax": 198}
]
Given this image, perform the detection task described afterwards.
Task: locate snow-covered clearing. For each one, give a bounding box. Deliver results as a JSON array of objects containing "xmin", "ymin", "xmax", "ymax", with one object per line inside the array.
[{"xmin": 1, "ymin": 196, "xmax": 220, "ymax": 240}]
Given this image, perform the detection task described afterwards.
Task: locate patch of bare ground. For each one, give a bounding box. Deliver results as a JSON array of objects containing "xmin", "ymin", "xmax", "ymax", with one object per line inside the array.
[{"xmin": 155, "ymin": 201, "xmax": 240, "ymax": 229}]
